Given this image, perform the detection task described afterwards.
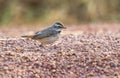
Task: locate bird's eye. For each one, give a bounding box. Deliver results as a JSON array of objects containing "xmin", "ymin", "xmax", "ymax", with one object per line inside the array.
[
  {"xmin": 53, "ymin": 22, "xmax": 64, "ymax": 28},
  {"xmin": 54, "ymin": 24, "xmax": 61, "ymax": 28}
]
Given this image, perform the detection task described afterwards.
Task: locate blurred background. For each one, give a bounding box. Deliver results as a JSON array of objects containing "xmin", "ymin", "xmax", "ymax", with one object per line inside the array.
[{"xmin": 0, "ymin": 0, "xmax": 120, "ymax": 26}]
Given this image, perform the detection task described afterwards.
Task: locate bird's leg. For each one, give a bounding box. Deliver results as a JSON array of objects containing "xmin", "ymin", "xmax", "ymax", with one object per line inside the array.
[{"xmin": 39, "ymin": 43, "xmax": 44, "ymax": 47}]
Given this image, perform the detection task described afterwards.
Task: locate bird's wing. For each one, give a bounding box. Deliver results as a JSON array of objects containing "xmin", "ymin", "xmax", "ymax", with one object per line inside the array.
[
  {"xmin": 35, "ymin": 26, "xmax": 53, "ymax": 35},
  {"xmin": 33, "ymin": 28, "xmax": 56, "ymax": 39}
]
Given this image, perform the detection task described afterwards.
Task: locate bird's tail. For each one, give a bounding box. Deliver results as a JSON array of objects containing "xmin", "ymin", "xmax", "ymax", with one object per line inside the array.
[{"xmin": 21, "ymin": 35, "xmax": 34, "ymax": 38}]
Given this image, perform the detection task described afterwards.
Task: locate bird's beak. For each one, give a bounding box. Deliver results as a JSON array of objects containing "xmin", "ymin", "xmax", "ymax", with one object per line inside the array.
[{"xmin": 62, "ymin": 26, "xmax": 66, "ymax": 29}]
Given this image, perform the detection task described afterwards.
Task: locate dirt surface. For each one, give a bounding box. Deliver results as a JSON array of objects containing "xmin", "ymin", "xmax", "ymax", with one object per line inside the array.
[{"xmin": 0, "ymin": 23, "xmax": 120, "ymax": 78}]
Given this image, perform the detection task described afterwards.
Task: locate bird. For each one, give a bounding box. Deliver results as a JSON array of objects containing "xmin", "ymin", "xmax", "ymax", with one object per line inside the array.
[{"xmin": 22, "ymin": 22, "xmax": 66, "ymax": 44}]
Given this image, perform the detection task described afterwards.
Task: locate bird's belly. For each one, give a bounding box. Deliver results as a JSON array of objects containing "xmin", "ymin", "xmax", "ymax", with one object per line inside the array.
[{"xmin": 37, "ymin": 35, "xmax": 59, "ymax": 44}]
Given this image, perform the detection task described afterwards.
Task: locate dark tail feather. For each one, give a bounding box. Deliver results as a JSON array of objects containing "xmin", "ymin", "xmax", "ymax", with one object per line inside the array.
[{"xmin": 21, "ymin": 35, "xmax": 34, "ymax": 38}]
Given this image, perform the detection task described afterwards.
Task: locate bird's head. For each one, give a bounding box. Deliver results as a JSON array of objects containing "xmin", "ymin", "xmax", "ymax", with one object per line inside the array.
[{"xmin": 52, "ymin": 22, "xmax": 66, "ymax": 30}]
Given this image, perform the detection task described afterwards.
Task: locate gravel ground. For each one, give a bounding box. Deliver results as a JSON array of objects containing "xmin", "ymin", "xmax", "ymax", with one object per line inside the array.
[{"xmin": 0, "ymin": 23, "xmax": 120, "ymax": 78}]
